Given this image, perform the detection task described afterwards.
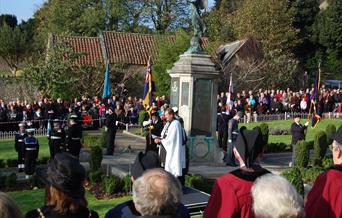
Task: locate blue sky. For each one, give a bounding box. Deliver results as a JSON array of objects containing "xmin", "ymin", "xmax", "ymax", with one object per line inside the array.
[{"xmin": 0, "ymin": 0, "xmax": 215, "ymax": 23}]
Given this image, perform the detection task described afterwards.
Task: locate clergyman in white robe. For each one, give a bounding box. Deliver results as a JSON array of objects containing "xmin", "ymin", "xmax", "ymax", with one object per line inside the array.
[{"xmin": 160, "ymin": 119, "xmax": 186, "ymax": 177}]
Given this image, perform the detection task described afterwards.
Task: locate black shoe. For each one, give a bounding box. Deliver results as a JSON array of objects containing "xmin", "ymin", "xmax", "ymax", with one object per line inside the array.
[{"xmin": 105, "ymin": 152, "xmax": 113, "ymax": 155}]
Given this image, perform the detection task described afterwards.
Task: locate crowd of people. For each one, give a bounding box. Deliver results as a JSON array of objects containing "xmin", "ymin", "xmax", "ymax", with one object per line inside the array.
[
  {"xmin": 0, "ymin": 95, "xmax": 170, "ymax": 132},
  {"xmin": 0, "ymin": 124, "xmax": 341, "ymax": 218},
  {"xmin": 218, "ymin": 87, "xmax": 342, "ymax": 117}
]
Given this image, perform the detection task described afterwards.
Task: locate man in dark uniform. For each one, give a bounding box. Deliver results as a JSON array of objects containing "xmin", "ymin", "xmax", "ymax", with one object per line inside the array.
[
  {"xmin": 15, "ymin": 122, "xmax": 27, "ymax": 172},
  {"xmin": 105, "ymin": 107, "xmax": 117, "ymax": 155},
  {"xmin": 290, "ymin": 115, "xmax": 309, "ymax": 166},
  {"xmin": 48, "ymin": 119, "xmax": 66, "ymax": 158},
  {"xmin": 144, "ymin": 112, "xmax": 164, "ymax": 153},
  {"xmin": 226, "ymin": 111, "xmax": 242, "ymax": 166},
  {"xmin": 217, "ymin": 106, "xmax": 231, "ymax": 155},
  {"xmin": 66, "ymin": 114, "xmax": 83, "ymax": 158},
  {"xmin": 24, "ymin": 128, "xmax": 39, "ymax": 179}
]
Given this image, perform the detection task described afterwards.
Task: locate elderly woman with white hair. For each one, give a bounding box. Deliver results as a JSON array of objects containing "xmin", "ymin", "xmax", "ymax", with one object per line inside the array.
[{"xmin": 252, "ymin": 174, "xmax": 305, "ymax": 218}]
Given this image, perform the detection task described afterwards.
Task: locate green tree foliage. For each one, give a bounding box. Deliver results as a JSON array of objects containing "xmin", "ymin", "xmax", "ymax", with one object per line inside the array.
[
  {"xmin": 0, "ymin": 24, "xmax": 28, "ymax": 74},
  {"xmin": 0, "ymin": 14, "xmax": 18, "ymax": 28},
  {"xmin": 312, "ymin": 131, "xmax": 328, "ymax": 166},
  {"xmin": 230, "ymin": 0, "xmax": 300, "ymax": 89},
  {"xmin": 153, "ymin": 29, "xmax": 191, "ymax": 95},
  {"xmin": 90, "ymin": 146, "xmax": 103, "ymax": 171},
  {"xmin": 258, "ymin": 123, "xmax": 269, "ymax": 146},
  {"xmin": 24, "ymin": 42, "xmax": 104, "ymax": 98},
  {"xmin": 313, "ymin": 0, "xmax": 342, "ymax": 79}
]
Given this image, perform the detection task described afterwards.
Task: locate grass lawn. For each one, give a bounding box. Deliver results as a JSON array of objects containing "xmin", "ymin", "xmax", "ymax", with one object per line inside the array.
[
  {"xmin": 0, "ymin": 137, "xmax": 50, "ymax": 161},
  {"xmin": 240, "ymin": 118, "xmax": 342, "ymax": 145},
  {"xmin": 8, "ymin": 188, "xmax": 130, "ymax": 217}
]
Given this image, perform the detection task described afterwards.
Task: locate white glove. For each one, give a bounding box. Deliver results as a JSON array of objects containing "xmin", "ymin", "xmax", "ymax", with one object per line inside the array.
[
  {"xmin": 104, "ymin": 127, "xmax": 108, "ymax": 132},
  {"xmin": 304, "ymin": 122, "xmax": 309, "ymax": 126},
  {"xmin": 143, "ymin": 120, "xmax": 152, "ymax": 127}
]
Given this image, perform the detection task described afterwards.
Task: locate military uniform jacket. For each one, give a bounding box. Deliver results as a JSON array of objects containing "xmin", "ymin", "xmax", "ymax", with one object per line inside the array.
[
  {"xmin": 228, "ymin": 119, "xmax": 239, "ymax": 142},
  {"xmin": 66, "ymin": 124, "xmax": 82, "ymax": 146},
  {"xmin": 15, "ymin": 132, "xmax": 27, "ymax": 152},
  {"xmin": 48, "ymin": 129, "xmax": 66, "ymax": 149},
  {"xmin": 24, "ymin": 136, "xmax": 39, "ymax": 158},
  {"xmin": 150, "ymin": 119, "xmax": 163, "ymax": 137},
  {"xmin": 105, "ymin": 113, "xmax": 117, "ymax": 131},
  {"xmin": 290, "ymin": 122, "xmax": 306, "ymax": 145}
]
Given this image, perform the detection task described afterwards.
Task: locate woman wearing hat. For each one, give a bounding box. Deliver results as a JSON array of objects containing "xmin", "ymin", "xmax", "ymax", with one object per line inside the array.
[
  {"xmin": 25, "ymin": 153, "xmax": 99, "ymax": 218},
  {"xmin": 204, "ymin": 127, "xmax": 270, "ymax": 218}
]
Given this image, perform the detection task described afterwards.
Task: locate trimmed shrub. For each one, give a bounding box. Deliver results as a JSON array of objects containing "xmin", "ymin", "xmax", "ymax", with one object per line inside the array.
[
  {"xmin": 322, "ymin": 156, "xmax": 333, "ymax": 169},
  {"xmin": 295, "ymin": 140, "xmax": 310, "ymax": 168},
  {"xmin": 6, "ymin": 159, "xmax": 17, "ymax": 168},
  {"xmin": 312, "ymin": 131, "xmax": 328, "ymax": 166},
  {"xmin": 29, "ymin": 175, "xmax": 44, "ymax": 187},
  {"xmin": 281, "ymin": 167, "xmax": 304, "ymax": 196},
  {"xmin": 138, "ymin": 110, "xmax": 148, "ymax": 127},
  {"xmin": 0, "ymin": 175, "xmax": 6, "ymax": 189},
  {"xmin": 83, "ymin": 134, "xmax": 100, "ymax": 148},
  {"xmin": 101, "ymin": 175, "xmax": 123, "ymax": 195},
  {"xmin": 185, "ymin": 174, "xmax": 205, "ymax": 189},
  {"xmin": 38, "ymin": 157, "xmax": 49, "ymax": 165},
  {"xmin": 88, "ymin": 170, "xmax": 104, "ymax": 184},
  {"xmin": 99, "ymin": 127, "xmax": 108, "ymax": 148},
  {"xmin": 90, "ymin": 146, "xmax": 103, "ymax": 171},
  {"xmin": 325, "ymin": 124, "xmax": 336, "ymax": 145},
  {"xmin": 265, "ymin": 143, "xmax": 290, "ymax": 153},
  {"xmin": 0, "ymin": 160, "xmax": 5, "ymax": 168},
  {"xmin": 269, "ymin": 126, "xmax": 291, "ymax": 135},
  {"xmin": 5, "ymin": 173, "xmax": 17, "ymax": 188},
  {"xmin": 122, "ymin": 175, "xmax": 132, "ymax": 193},
  {"xmin": 301, "ymin": 167, "xmax": 324, "ymax": 184},
  {"xmin": 307, "ymin": 140, "xmax": 314, "ymax": 150},
  {"xmin": 259, "ymin": 123, "xmax": 269, "ymax": 146}
]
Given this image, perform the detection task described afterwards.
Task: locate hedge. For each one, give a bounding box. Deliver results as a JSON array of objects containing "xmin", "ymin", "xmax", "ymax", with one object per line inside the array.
[
  {"xmin": 90, "ymin": 146, "xmax": 103, "ymax": 171},
  {"xmin": 294, "ymin": 140, "xmax": 310, "ymax": 168},
  {"xmin": 325, "ymin": 124, "xmax": 336, "ymax": 145},
  {"xmin": 312, "ymin": 131, "xmax": 328, "ymax": 166},
  {"xmin": 281, "ymin": 167, "xmax": 304, "ymax": 196}
]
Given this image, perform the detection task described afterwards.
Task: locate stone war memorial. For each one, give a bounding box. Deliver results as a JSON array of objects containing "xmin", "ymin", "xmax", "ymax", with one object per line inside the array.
[{"xmin": 169, "ymin": 0, "xmax": 221, "ymax": 163}]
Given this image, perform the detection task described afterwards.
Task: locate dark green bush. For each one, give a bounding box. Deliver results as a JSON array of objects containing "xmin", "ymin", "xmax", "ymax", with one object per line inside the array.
[
  {"xmin": 88, "ymin": 170, "xmax": 104, "ymax": 184},
  {"xmin": 29, "ymin": 175, "xmax": 44, "ymax": 187},
  {"xmin": 0, "ymin": 160, "xmax": 5, "ymax": 168},
  {"xmin": 265, "ymin": 143, "xmax": 290, "ymax": 153},
  {"xmin": 90, "ymin": 146, "xmax": 103, "ymax": 171},
  {"xmin": 281, "ymin": 167, "xmax": 304, "ymax": 196},
  {"xmin": 6, "ymin": 159, "xmax": 18, "ymax": 168},
  {"xmin": 122, "ymin": 175, "xmax": 132, "ymax": 193},
  {"xmin": 259, "ymin": 123, "xmax": 269, "ymax": 146},
  {"xmin": 101, "ymin": 175, "xmax": 123, "ymax": 195},
  {"xmin": 295, "ymin": 140, "xmax": 310, "ymax": 168},
  {"xmin": 99, "ymin": 127, "xmax": 108, "ymax": 148},
  {"xmin": 312, "ymin": 131, "xmax": 328, "ymax": 166},
  {"xmin": 301, "ymin": 167, "xmax": 324, "ymax": 184},
  {"xmin": 185, "ymin": 174, "xmax": 205, "ymax": 189},
  {"xmin": 322, "ymin": 156, "xmax": 333, "ymax": 169},
  {"xmin": 307, "ymin": 140, "xmax": 314, "ymax": 150},
  {"xmin": 138, "ymin": 110, "xmax": 148, "ymax": 127},
  {"xmin": 5, "ymin": 173, "xmax": 17, "ymax": 188},
  {"xmin": 83, "ymin": 134, "xmax": 100, "ymax": 148},
  {"xmin": 0, "ymin": 175, "xmax": 6, "ymax": 189},
  {"xmin": 325, "ymin": 124, "xmax": 336, "ymax": 145},
  {"xmin": 38, "ymin": 157, "xmax": 49, "ymax": 165}
]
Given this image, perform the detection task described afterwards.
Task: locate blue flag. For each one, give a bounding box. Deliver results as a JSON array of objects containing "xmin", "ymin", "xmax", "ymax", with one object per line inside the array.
[{"xmin": 103, "ymin": 64, "xmax": 111, "ymax": 99}]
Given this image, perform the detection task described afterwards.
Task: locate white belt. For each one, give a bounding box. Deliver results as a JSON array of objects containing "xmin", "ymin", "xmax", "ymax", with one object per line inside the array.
[
  {"xmin": 50, "ymin": 136, "xmax": 61, "ymax": 139},
  {"xmin": 26, "ymin": 148, "xmax": 37, "ymax": 151},
  {"xmin": 71, "ymin": 137, "xmax": 80, "ymax": 140},
  {"xmin": 18, "ymin": 140, "xmax": 23, "ymax": 142}
]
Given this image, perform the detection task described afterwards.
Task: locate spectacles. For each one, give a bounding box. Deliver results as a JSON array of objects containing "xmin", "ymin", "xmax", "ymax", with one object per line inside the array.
[{"xmin": 329, "ymin": 144, "xmax": 334, "ymax": 151}]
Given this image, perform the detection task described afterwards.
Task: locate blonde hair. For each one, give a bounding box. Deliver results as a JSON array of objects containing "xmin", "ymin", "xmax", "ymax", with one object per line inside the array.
[{"xmin": 0, "ymin": 192, "xmax": 22, "ymax": 218}]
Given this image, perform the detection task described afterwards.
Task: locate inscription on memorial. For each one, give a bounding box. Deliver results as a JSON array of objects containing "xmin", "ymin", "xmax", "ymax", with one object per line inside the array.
[{"xmin": 181, "ymin": 82, "xmax": 189, "ymax": 106}]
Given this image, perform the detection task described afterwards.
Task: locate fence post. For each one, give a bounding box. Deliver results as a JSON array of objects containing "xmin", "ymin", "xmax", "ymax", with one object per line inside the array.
[{"xmin": 284, "ymin": 112, "xmax": 287, "ymax": 120}]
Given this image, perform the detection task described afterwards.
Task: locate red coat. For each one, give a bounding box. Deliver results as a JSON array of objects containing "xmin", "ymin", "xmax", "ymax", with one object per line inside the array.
[
  {"xmin": 204, "ymin": 168, "xmax": 270, "ymax": 218},
  {"xmin": 305, "ymin": 165, "xmax": 342, "ymax": 218}
]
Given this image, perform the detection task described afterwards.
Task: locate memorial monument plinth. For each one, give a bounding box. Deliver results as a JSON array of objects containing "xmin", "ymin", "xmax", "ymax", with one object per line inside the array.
[{"xmin": 169, "ymin": 53, "xmax": 222, "ymax": 163}]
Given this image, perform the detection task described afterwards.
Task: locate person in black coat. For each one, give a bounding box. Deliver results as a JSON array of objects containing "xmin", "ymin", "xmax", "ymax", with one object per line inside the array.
[
  {"xmin": 290, "ymin": 115, "xmax": 309, "ymax": 166},
  {"xmin": 48, "ymin": 119, "xmax": 66, "ymax": 158},
  {"xmin": 23, "ymin": 128, "xmax": 39, "ymax": 178},
  {"xmin": 144, "ymin": 112, "xmax": 164, "ymax": 153},
  {"xmin": 105, "ymin": 107, "xmax": 117, "ymax": 155},
  {"xmin": 14, "ymin": 122, "xmax": 27, "ymax": 172},
  {"xmin": 216, "ymin": 106, "xmax": 231, "ymax": 153},
  {"xmin": 66, "ymin": 114, "xmax": 82, "ymax": 158}
]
